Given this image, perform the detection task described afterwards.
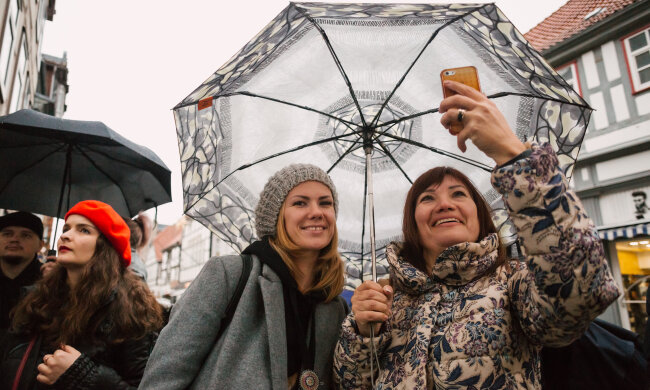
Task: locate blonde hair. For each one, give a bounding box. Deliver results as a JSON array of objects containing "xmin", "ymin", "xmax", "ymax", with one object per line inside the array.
[{"xmin": 268, "ymin": 202, "xmax": 344, "ymax": 302}]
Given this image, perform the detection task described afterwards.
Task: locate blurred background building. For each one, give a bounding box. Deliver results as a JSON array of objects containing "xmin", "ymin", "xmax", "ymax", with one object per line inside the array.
[
  {"xmin": 143, "ymin": 216, "xmax": 235, "ymax": 301},
  {"xmin": 0, "ymin": 0, "xmax": 67, "ymax": 236},
  {"xmin": 526, "ymin": 0, "xmax": 650, "ymax": 336},
  {"xmin": 1, "ymin": 0, "xmax": 67, "ymax": 116}
]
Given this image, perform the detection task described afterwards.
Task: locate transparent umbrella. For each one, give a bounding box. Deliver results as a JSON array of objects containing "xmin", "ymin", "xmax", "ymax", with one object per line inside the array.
[{"xmin": 174, "ymin": 2, "xmax": 590, "ymax": 289}]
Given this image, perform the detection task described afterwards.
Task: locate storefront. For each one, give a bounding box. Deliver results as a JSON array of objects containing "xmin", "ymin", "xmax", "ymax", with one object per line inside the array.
[{"xmin": 596, "ymin": 185, "xmax": 650, "ymax": 340}]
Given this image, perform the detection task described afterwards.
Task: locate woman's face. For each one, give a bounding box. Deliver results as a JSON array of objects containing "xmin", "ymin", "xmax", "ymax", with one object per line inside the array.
[
  {"xmin": 414, "ymin": 175, "xmax": 479, "ymax": 260},
  {"xmin": 282, "ymin": 181, "xmax": 336, "ymax": 255},
  {"xmin": 57, "ymin": 214, "xmax": 100, "ymax": 268}
]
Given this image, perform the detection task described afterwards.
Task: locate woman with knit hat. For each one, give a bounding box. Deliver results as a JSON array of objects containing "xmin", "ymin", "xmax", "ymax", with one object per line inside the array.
[
  {"xmin": 140, "ymin": 164, "xmax": 348, "ymax": 390},
  {"xmin": 0, "ymin": 200, "xmax": 163, "ymax": 389}
]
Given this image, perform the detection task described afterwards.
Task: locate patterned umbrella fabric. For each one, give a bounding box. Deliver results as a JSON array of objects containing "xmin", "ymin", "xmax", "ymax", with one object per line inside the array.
[{"xmin": 174, "ymin": 2, "xmax": 590, "ymax": 289}]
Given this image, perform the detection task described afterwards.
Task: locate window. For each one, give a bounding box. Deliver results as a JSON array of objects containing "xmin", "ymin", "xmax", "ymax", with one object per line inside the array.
[
  {"xmin": 557, "ymin": 61, "xmax": 582, "ymax": 96},
  {"xmin": 1, "ymin": 18, "xmax": 15, "ymax": 85},
  {"xmin": 10, "ymin": 33, "xmax": 27, "ymax": 112},
  {"xmin": 9, "ymin": 74, "xmax": 22, "ymax": 112},
  {"xmin": 623, "ymin": 26, "xmax": 650, "ymax": 94},
  {"xmin": 22, "ymin": 73, "xmax": 30, "ymax": 109},
  {"xmin": 14, "ymin": 0, "xmax": 22, "ymax": 25}
]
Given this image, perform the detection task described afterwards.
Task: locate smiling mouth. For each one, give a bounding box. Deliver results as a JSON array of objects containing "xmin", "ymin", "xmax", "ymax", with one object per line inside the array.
[
  {"xmin": 434, "ymin": 218, "xmax": 461, "ymax": 226},
  {"xmin": 302, "ymin": 226, "xmax": 326, "ymax": 231}
]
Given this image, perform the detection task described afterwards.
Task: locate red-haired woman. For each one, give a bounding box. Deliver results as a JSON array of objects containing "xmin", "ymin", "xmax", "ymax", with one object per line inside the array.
[
  {"xmin": 0, "ymin": 200, "xmax": 163, "ymax": 389},
  {"xmin": 334, "ymin": 81, "xmax": 620, "ymax": 389}
]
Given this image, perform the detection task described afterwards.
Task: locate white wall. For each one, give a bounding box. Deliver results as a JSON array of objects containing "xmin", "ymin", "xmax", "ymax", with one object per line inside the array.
[{"xmin": 599, "ymin": 184, "xmax": 650, "ymax": 225}]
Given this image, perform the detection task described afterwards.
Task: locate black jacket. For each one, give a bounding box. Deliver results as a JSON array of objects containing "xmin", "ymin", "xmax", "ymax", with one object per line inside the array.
[
  {"xmin": 0, "ymin": 257, "xmax": 42, "ymax": 330},
  {"xmin": 0, "ymin": 296, "xmax": 157, "ymax": 390}
]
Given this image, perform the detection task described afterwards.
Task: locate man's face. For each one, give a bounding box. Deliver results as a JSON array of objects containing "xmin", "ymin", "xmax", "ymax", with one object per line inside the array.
[
  {"xmin": 634, "ymin": 195, "xmax": 646, "ymax": 209},
  {"xmin": 0, "ymin": 226, "xmax": 43, "ymax": 264}
]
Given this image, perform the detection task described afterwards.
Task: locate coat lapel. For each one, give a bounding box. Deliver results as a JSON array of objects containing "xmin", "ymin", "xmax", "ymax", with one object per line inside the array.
[
  {"xmin": 259, "ymin": 265, "xmax": 287, "ymax": 390},
  {"xmin": 313, "ymin": 302, "xmax": 337, "ymax": 372}
]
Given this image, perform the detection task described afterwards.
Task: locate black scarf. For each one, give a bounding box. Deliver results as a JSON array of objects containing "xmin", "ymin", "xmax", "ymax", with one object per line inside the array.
[{"xmin": 242, "ymin": 239, "xmax": 326, "ymax": 380}]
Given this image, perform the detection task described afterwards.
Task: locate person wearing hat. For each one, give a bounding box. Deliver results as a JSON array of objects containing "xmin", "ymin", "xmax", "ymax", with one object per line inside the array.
[
  {"xmin": 0, "ymin": 211, "xmax": 45, "ymax": 330},
  {"xmin": 140, "ymin": 164, "xmax": 349, "ymax": 390},
  {"xmin": 0, "ymin": 200, "xmax": 163, "ymax": 389}
]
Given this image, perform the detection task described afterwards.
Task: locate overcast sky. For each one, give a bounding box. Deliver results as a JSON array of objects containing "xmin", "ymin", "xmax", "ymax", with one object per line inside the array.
[{"xmin": 42, "ymin": 0, "xmax": 568, "ymax": 225}]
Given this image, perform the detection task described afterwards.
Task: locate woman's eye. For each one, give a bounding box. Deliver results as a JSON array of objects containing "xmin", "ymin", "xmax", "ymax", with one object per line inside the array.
[
  {"xmin": 419, "ymin": 195, "xmax": 433, "ymax": 202},
  {"xmin": 81, "ymin": 228, "xmax": 90, "ymax": 234},
  {"xmin": 453, "ymin": 191, "xmax": 467, "ymax": 197},
  {"xmin": 62, "ymin": 226, "xmax": 70, "ymax": 233},
  {"xmin": 292, "ymin": 200, "xmax": 306, "ymax": 206},
  {"xmin": 320, "ymin": 200, "xmax": 333, "ymax": 207}
]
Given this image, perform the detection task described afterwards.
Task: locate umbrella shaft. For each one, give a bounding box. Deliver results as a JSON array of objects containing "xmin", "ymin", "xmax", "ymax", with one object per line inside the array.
[{"xmin": 365, "ymin": 151, "xmax": 377, "ymax": 282}]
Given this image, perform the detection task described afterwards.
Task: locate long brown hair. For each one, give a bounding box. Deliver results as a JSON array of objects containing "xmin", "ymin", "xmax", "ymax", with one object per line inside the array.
[
  {"xmin": 269, "ymin": 202, "xmax": 344, "ymax": 302},
  {"xmin": 401, "ymin": 166, "xmax": 507, "ymax": 273},
  {"xmin": 12, "ymin": 235, "xmax": 162, "ymax": 346}
]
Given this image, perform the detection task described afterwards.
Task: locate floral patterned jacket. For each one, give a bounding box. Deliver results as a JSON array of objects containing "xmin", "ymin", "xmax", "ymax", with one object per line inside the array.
[{"xmin": 334, "ymin": 143, "xmax": 620, "ymax": 389}]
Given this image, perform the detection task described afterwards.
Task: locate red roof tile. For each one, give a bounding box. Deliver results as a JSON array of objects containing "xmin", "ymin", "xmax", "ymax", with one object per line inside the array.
[{"xmin": 524, "ymin": 0, "xmax": 640, "ymax": 52}]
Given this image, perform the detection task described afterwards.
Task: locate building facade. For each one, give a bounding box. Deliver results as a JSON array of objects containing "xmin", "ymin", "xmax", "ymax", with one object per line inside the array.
[
  {"xmin": 526, "ymin": 0, "xmax": 650, "ymax": 335},
  {"xmin": 0, "ymin": 0, "xmax": 55, "ymax": 115},
  {"xmin": 144, "ymin": 216, "xmax": 235, "ymax": 300},
  {"xmin": 33, "ymin": 51, "xmax": 67, "ymax": 117}
]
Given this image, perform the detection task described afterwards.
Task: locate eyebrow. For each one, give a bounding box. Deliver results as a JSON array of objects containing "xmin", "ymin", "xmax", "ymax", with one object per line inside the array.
[
  {"xmin": 421, "ymin": 184, "xmax": 467, "ymax": 194},
  {"xmin": 2, "ymin": 228, "xmax": 35, "ymax": 235},
  {"xmin": 290, "ymin": 195, "xmax": 333, "ymax": 200},
  {"xmin": 64, "ymin": 223, "xmax": 97, "ymax": 231}
]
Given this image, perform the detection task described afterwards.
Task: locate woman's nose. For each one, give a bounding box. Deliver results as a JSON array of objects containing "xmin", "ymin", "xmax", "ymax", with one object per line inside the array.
[
  {"xmin": 435, "ymin": 196, "xmax": 455, "ymax": 212},
  {"xmin": 59, "ymin": 230, "xmax": 70, "ymax": 241},
  {"xmin": 307, "ymin": 203, "xmax": 324, "ymax": 218}
]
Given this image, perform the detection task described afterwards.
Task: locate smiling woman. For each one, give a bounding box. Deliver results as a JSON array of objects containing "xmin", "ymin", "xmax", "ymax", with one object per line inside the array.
[
  {"xmin": 334, "ymin": 81, "xmax": 620, "ymax": 389},
  {"xmin": 140, "ymin": 164, "xmax": 348, "ymax": 390}
]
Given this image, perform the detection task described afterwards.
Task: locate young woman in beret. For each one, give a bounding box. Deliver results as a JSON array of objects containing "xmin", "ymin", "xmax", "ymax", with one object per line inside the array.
[{"xmin": 1, "ymin": 200, "xmax": 163, "ymax": 389}]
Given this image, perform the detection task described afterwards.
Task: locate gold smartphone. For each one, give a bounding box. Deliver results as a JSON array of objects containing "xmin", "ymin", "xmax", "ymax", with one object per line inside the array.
[{"xmin": 440, "ymin": 66, "xmax": 481, "ymax": 97}]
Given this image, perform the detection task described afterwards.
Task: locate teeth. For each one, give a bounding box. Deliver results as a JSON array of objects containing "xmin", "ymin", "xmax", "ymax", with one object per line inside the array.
[
  {"xmin": 303, "ymin": 226, "xmax": 325, "ymax": 231},
  {"xmin": 434, "ymin": 218, "xmax": 460, "ymax": 226}
]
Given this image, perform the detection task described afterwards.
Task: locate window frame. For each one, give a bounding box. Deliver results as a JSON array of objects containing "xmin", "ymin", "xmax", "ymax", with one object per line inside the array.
[
  {"xmin": 622, "ymin": 25, "xmax": 650, "ymax": 95},
  {"xmin": 556, "ymin": 61, "xmax": 583, "ymax": 97}
]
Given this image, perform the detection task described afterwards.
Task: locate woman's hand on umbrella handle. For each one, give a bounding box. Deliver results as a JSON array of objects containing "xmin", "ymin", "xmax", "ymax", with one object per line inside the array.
[
  {"xmin": 36, "ymin": 345, "xmax": 82, "ymax": 385},
  {"xmin": 351, "ymin": 279, "xmax": 393, "ymax": 337},
  {"xmin": 439, "ymin": 80, "xmax": 526, "ymax": 166}
]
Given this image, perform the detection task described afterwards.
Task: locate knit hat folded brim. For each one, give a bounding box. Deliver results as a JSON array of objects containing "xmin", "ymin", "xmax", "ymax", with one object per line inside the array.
[{"xmin": 255, "ymin": 164, "xmax": 338, "ymax": 238}]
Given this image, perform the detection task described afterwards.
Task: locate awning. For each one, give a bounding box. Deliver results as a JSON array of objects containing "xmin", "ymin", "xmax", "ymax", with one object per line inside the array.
[{"xmin": 597, "ymin": 222, "xmax": 650, "ymax": 240}]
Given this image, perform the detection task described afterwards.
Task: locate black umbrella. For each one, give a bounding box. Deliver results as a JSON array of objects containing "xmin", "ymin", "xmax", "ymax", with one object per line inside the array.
[{"xmin": 0, "ymin": 109, "xmax": 172, "ymax": 220}]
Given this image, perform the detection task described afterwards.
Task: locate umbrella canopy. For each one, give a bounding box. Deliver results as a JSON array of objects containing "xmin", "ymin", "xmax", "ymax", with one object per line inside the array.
[
  {"xmin": 174, "ymin": 2, "xmax": 591, "ymax": 288},
  {"xmin": 0, "ymin": 109, "xmax": 172, "ymax": 218}
]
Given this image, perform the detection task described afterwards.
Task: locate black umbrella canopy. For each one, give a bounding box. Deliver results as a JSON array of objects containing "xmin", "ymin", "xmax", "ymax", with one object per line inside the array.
[{"xmin": 0, "ymin": 109, "xmax": 172, "ymax": 218}]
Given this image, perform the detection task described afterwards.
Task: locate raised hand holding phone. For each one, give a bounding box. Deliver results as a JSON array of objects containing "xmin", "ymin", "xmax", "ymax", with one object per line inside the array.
[
  {"xmin": 440, "ymin": 66, "xmax": 481, "ymax": 98},
  {"xmin": 439, "ymin": 68, "xmax": 526, "ymax": 165}
]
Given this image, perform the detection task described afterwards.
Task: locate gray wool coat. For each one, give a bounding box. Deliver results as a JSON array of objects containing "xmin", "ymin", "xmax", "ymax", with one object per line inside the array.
[{"xmin": 138, "ymin": 254, "xmax": 348, "ymax": 390}]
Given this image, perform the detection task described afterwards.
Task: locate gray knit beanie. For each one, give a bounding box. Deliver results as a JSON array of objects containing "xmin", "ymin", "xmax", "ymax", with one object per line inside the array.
[{"xmin": 255, "ymin": 164, "xmax": 338, "ymax": 238}]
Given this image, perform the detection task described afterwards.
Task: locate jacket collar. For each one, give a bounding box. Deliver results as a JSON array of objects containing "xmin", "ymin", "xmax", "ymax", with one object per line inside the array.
[{"xmin": 387, "ymin": 233, "xmax": 499, "ymax": 294}]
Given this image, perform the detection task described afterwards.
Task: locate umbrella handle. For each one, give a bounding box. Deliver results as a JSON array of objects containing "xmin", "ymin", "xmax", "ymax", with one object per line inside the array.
[{"xmin": 365, "ymin": 148, "xmax": 378, "ymax": 283}]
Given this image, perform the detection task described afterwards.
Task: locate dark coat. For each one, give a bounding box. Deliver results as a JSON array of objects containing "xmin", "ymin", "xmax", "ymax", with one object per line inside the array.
[
  {"xmin": 0, "ymin": 296, "xmax": 157, "ymax": 390},
  {"xmin": 0, "ymin": 257, "xmax": 41, "ymax": 330}
]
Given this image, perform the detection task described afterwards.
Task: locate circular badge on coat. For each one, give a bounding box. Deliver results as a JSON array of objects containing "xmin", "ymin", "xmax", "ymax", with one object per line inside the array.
[{"xmin": 299, "ymin": 370, "xmax": 319, "ymax": 390}]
